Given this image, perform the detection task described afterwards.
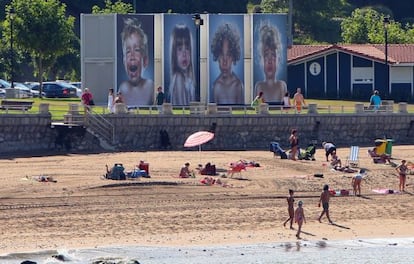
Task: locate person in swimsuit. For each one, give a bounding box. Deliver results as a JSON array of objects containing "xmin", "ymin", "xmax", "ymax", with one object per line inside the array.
[
  {"xmin": 396, "ymin": 160, "xmax": 408, "ymax": 192},
  {"xmin": 318, "ymin": 184, "xmax": 333, "ymax": 224},
  {"xmin": 292, "ymin": 87, "xmax": 305, "ymax": 113},
  {"xmin": 283, "ymin": 189, "xmax": 295, "ymax": 229},
  {"xmin": 352, "ymin": 169, "xmax": 365, "ymax": 196},
  {"xmin": 289, "ymin": 129, "xmax": 298, "ymax": 161},
  {"xmin": 294, "ymin": 200, "xmax": 306, "ymax": 238}
]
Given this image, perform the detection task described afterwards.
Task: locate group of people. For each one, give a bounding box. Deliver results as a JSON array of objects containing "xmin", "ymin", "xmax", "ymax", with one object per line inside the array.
[
  {"xmin": 283, "ymin": 185, "xmax": 334, "ymax": 239},
  {"xmin": 251, "ymin": 87, "xmax": 306, "ymax": 113}
]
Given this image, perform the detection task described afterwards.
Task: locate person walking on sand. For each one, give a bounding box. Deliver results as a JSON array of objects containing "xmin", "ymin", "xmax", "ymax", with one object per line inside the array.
[
  {"xmin": 318, "ymin": 184, "xmax": 333, "ymax": 224},
  {"xmin": 295, "ymin": 200, "xmax": 306, "ymax": 238},
  {"xmin": 283, "ymin": 189, "xmax": 295, "ymax": 229},
  {"xmin": 396, "ymin": 160, "xmax": 408, "ymax": 192}
]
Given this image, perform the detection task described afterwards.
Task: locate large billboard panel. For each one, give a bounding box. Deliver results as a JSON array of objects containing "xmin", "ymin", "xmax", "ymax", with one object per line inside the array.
[
  {"xmin": 209, "ymin": 14, "xmax": 245, "ymax": 105},
  {"xmin": 116, "ymin": 14, "xmax": 154, "ymax": 107},
  {"xmin": 252, "ymin": 14, "xmax": 287, "ymax": 105},
  {"xmin": 163, "ymin": 14, "xmax": 198, "ymax": 106}
]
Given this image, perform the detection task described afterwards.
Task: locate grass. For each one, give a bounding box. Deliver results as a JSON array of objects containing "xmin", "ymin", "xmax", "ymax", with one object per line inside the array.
[{"xmin": 1, "ymin": 98, "xmax": 414, "ymax": 120}]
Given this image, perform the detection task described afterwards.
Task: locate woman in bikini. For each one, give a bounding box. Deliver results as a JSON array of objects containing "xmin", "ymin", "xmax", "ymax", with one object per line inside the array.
[
  {"xmin": 289, "ymin": 129, "xmax": 299, "ymax": 161},
  {"xmin": 396, "ymin": 160, "xmax": 408, "ymax": 192}
]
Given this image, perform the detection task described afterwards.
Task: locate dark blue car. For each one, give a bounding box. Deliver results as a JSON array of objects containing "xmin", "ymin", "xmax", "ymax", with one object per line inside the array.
[{"xmin": 31, "ymin": 82, "xmax": 78, "ymax": 98}]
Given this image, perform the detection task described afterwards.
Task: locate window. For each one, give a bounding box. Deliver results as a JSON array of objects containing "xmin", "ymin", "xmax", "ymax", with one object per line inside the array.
[{"xmin": 352, "ymin": 67, "xmax": 373, "ymax": 84}]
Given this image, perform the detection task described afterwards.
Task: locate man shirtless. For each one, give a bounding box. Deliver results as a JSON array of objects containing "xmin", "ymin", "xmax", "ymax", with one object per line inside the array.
[
  {"xmin": 318, "ymin": 184, "xmax": 333, "ymax": 224},
  {"xmin": 293, "ymin": 87, "xmax": 306, "ymax": 113}
]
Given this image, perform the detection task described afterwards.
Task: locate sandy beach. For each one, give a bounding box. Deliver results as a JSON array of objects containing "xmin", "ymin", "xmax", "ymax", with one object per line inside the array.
[{"xmin": 0, "ymin": 145, "xmax": 413, "ymax": 256}]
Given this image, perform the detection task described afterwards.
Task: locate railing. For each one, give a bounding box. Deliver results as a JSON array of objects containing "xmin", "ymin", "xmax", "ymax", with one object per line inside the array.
[
  {"xmin": 85, "ymin": 110, "xmax": 115, "ymax": 145},
  {"xmin": 1, "ymin": 101, "xmax": 413, "ymax": 120}
]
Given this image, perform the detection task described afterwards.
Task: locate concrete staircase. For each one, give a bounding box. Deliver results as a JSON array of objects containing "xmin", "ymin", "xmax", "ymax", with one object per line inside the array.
[{"xmin": 63, "ymin": 104, "xmax": 116, "ymax": 151}]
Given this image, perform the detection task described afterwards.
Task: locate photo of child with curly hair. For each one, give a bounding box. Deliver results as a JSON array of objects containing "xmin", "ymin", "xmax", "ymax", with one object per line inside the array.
[
  {"xmin": 254, "ymin": 21, "xmax": 287, "ymax": 104},
  {"xmin": 118, "ymin": 17, "xmax": 154, "ymax": 106},
  {"xmin": 210, "ymin": 22, "xmax": 244, "ymax": 105},
  {"xmin": 169, "ymin": 24, "xmax": 195, "ymax": 105}
]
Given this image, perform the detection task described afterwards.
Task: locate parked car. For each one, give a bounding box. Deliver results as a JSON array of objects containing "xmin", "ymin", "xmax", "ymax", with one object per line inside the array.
[
  {"xmin": 24, "ymin": 82, "xmax": 45, "ymax": 98},
  {"xmin": 13, "ymin": 82, "xmax": 34, "ymax": 98},
  {"xmin": 0, "ymin": 79, "xmax": 31, "ymax": 98},
  {"xmin": 0, "ymin": 79, "xmax": 11, "ymax": 89},
  {"xmin": 69, "ymin": 82, "xmax": 82, "ymax": 97},
  {"xmin": 31, "ymin": 82, "xmax": 79, "ymax": 98}
]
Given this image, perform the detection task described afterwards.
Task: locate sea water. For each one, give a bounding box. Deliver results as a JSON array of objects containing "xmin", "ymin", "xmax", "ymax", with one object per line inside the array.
[{"xmin": 2, "ymin": 237, "xmax": 414, "ymax": 264}]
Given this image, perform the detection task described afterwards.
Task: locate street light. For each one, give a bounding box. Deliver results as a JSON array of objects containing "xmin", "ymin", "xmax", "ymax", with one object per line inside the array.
[
  {"xmin": 383, "ymin": 16, "xmax": 390, "ymax": 94},
  {"xmin": 9, "ymin": 8, "xmax": 15, "ymax": 89},
  {"xmin": 192, "ymin": 14, "xmax": 203, "ymax": 101}
]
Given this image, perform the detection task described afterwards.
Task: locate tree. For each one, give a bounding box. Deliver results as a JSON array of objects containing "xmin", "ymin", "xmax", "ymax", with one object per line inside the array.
[
  {"xmin": 3, "ymin": 0, "xmax": 76, "ymax": 96},
  {"xmin": 259, "ymin": 0, "xmax": 350, "ymax": 44},
  {"xmin": 92, "ymin": 0, "xmax": 134, "ymax": 14},
  {"xmin": 341, "ymin": 8, "xmax": 414, "ymax": 44}
]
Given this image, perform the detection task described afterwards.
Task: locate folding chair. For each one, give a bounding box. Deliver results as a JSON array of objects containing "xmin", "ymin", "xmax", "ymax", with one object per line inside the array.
[{"xmin": 345, "ymin": 146, "xmax": 360, "ymax": 167}]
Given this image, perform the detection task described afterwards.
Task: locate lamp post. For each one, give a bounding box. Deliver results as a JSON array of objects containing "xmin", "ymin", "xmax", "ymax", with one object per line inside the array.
[
  {"xmin": 383, "ymin": 16, "xmax": 390, "ymax": 94},
  {"xmin": 9, "ymin": 8, "xmax": 15, "ymax": 89},
  {"xmin": 192, "ymin": 14, "xmax": 203, "ymax": 101}
]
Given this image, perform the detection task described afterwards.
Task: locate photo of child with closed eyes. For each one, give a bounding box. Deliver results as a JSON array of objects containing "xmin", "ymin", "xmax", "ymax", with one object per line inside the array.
[
  {"xmin": 254, "ymin": 22, "xmax": 287, "ymax": 104},
  {"xmin": 210, "ymin": 23, "xmax": 243, "ymax": 105},
  {"xmin": 119, "ymin": 18, "xmax": 154, "ymax": 106},
  {"xmin": 169, "ymin": 24, "xmax": 195, "ymax": 105}
]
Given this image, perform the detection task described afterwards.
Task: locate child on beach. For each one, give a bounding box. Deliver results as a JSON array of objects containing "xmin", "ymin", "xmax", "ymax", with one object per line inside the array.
[
  {"xmin": 254, "ymin": 22, "xmax": 287, "ymax": 104},
  {"xmin": 294, "ymin": 200, "xmax": 306, "ymax": 238},
  {"xmin": 283, "ymin": 189, "xmax": 295, "ymax": 229},
  {"xmin": 211, "ymin": 23, "xmax": 244, "ymax": 104},
  {"xmin": 119, "ymin": 18, "xmax": 154, "ymax": 107},
  {"xmin": 169, "ymin": 24, "xmax": 195, "ymax": 105},
  {"xmin": 318, "ymin": 184, "xmax": 333, "ymax": 224},
  {"xmin": 395, "ymin": 160, "xmax": 408, "ymax": 192}
]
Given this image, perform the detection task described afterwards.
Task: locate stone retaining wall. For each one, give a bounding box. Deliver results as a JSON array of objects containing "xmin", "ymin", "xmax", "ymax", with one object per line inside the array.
[{"xmin": 1, "ymin": 112, "xmax": 414, "ymax": 155}]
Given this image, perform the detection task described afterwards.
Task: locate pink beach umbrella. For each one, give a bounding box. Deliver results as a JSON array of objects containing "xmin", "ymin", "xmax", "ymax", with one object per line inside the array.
[{"xmin": 184, "ymin": 131, "xmax": 215, "ymax": 152}]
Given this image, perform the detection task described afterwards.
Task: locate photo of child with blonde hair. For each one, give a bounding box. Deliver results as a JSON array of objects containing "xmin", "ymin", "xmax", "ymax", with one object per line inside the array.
[
  {"xmin": 119, "ymin": 17, "xmax": 154, "ymax": 107},
  {"xmin": 169, "ymin": 24, "xmax": 195, "ymax": 105},
  {"xmin": 254, "ymin": 21, "xmax": 287, "ymax": 104}
]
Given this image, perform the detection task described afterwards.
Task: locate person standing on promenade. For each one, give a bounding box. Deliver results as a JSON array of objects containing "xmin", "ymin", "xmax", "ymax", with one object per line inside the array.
[
  {"xmin": 395, "ymin": 160, "xmax": 408, "ymax": 192},
  {"xmin": 81, "ymin": 88, "xmax": 93, "ymax": 114},
  {"xmin": 292, "ymin": 87, "xmax": 305, "ymax": 113},
  {"xmin": 283, "ymin": 189, "xmax": 295, "ymax": 229},
  {"xmin": 107, "ymin": 88, "xmax": 115, "ymax": 113},
  {"xmin": 295, "ymin": 200, "xmax": 306, "ymax": 238},
  {"xmin": 318, "ymin": 184, "xmax": 333, "ymax": 224},
  {"xmin": 369, "ymin": 90, "xmax": 382, "ymax": 111}
]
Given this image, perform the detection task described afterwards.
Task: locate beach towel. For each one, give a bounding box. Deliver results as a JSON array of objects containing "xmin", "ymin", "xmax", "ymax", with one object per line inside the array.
[{"xmin": 372, "ymin": 188, "xmax": 400, "ymax": 194}]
